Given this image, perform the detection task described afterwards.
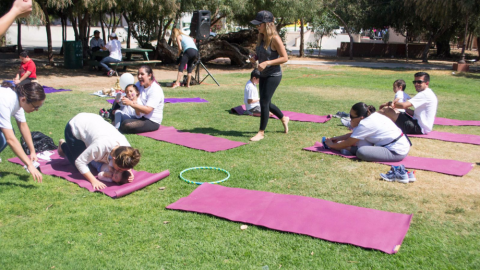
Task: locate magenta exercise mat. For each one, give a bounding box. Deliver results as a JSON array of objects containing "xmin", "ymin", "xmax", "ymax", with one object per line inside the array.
[
  {"xmin": 43, "ymin": 86, "xmax": 72, "ymax": 93},
  {"xmin": 9, "ymin": 151, "xmax": 170, "ymax": 198},
  {"xmin": 303, "ymin": 142, "xmax": 474, "ymax": 176},
  {"xmin": 167, "ymin": 183, "xmax": 412, "ymax": 254},
  {"xmin": 107, "ymin": 97, "xmax": 208, "ymax": 104},
  {"xmin": 138, "ymin": 126, "xmax": 246, "ymax": 152},
  {"xmin": 231, "ymin": 105, "xmax": 332, "ymax": 123},
  {"xmin": 409, "ymin": 131, "xmax": 480, "ymax": 145},
  {"xmin": 434, "ymin": 117, "xmax": 480, "ymax": 126}
]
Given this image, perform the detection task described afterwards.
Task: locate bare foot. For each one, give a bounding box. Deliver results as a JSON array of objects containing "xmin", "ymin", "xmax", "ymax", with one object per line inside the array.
[
  {"xmin": 171, "ymin": 83, "xmax": 180, "ymax": 89},
  {"xmin": 281, "ymin": 116, "xmax": 289, "ymax": 134},
  {"xmin": 250, "ymin": 132, "xmax": 265, "ymax": 141},
  {"xmin": 57, "ymin": 139, "xmax": 66, "ymax": 157}
]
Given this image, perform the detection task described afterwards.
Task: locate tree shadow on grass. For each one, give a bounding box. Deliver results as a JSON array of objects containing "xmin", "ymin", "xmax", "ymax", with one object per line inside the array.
[{"xmin": 0, "ymin": 172, "xmax": 32, "ymax": 182}]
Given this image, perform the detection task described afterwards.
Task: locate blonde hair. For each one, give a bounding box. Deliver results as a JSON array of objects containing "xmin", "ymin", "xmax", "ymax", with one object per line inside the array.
[
  {"xmin": 172, "ymin": 28, "xmax": 187, "ymax": 41},
  {"xmin": 113, "ymin": 146, "xmax": 141, "ymax": 169},
  {"xmin": 257, "ymin": 22, "xmax": 278, "ymax": 49}
]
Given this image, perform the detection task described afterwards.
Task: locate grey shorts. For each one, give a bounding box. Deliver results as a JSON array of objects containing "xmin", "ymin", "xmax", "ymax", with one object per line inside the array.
[{"xmin": 246, "ymin": 106, "xmax": 261, "ymax": 115}]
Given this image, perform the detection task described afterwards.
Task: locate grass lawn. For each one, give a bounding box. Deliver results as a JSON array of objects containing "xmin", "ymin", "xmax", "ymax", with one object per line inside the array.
[{"xmin": 1, "ymin": 65, "xmax": 479, "ymax": 269}]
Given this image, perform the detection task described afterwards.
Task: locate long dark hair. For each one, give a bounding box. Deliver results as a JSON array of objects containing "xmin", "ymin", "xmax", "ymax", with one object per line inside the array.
[
  {"xmin": 138, "ymin": 65, "xmax": 157, "ymax": 84},
  {"xmin": 15, "ymin": 82, "xmax": 45, "ymax": 103},
  {"xmin": 351, "ymin": 102, "xmax": 376, "ymax": 118}
]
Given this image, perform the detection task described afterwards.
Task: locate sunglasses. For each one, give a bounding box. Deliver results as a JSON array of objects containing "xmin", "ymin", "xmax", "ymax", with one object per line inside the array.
[
  {"xmin": 350, "ymin": 114, "xmax": 362, "ymax": 119},
  {"xmin": 412, "ymin": 80, "xmax": 426, "ymax": 84}
]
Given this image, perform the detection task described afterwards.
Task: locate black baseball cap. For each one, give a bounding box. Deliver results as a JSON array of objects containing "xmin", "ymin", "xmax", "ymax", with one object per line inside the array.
[
  {"xmin": 250, "ymin": 10, "xmax": 274, "ymax": 25},
  {"xmin": 94, "ymin": 30, "xmax": 100, "ymax": 34}
]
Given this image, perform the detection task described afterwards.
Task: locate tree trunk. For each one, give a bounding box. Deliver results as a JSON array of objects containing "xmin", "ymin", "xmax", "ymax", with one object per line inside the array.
[
  {"xmin": 318, "ymin": 35, "xmax": 323, "ymax": 56},
  {"xmin": 123, "ymin": 13, "xmax": 131, "ymax": 49},
  {"xmin": 299, "ymin": 18, "xmax": 304, "ymax": 57},
  {"xmin": 459, "ymin": 15, "xmax": 468, "ymax": 64},
  {"xmin": 100, "ymin": 13, "xmax": 106, "ymax": 43},
  {"xmin": 348, "ymin": 34, "xmax": 353, "ymax": 60},
  {"xmin": 405, "ymin": 33, "xmax": 408, "ymax": 62},
  {"xmin": 421, "ymin": 34, "xmax": 434, "ymax": 63},
  {"xmin": 477, "ymin": 37, "xmax": 480, "ymax": 58},
  {"xmin": 42, "ymin": 5, "xmax": 53, "ymax": 65},
  {"xmin": 17, "ymin": 20, "xmax": 22, "ymax": 55},
  {"xmin": 60, "ymin": 16, "xmax": 66, "ymax": 55}
]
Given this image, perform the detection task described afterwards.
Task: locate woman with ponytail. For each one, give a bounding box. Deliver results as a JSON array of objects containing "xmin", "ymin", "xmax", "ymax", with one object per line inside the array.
[
  {"xmin": 0, "ymin": 82, "xmax": 45, "ymax": 181},
  {"xmin": 325, "ymin": 102, "xmax": 410, "ymax": 162},
  {"xmin": 58, "ymin": 113, "xmax": 141, "ymax": 190}
]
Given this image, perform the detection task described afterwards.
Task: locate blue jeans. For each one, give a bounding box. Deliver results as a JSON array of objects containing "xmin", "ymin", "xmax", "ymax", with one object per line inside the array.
[
  {"xmin": 0, "ymin": 130, "xmax": 8, "ymax": 154},
  {"xmin": 114, "ymin": 110, "xmax": 136, "ymax": 129},
  {"xmin": 99, "ymin": 56, "xmax": 120, "ymax": 71}
]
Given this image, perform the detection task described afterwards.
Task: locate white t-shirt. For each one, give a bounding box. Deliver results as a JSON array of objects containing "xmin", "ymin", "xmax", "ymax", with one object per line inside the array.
[
  {"xmin": 135, "ymin": 81, "xmax": 164, "ymax": 124},
  {"xmin": 69, "ymin": 113, "xmax": 130, "ymax": 174},
  {"xmin": 394, "ymin": 91, "xmax": 411, "ymax": 112},
  {"xmin": 244, "ymin": 80, "xmax": 260, "ymax": 111},
  {"xmin": 0, "ymin": 87, "xmax": 26, "ymax": 130},
  {"xmin": 119, "ymin": 98, "xmax": 144, "ymax": 118},
  {"xmin": 105, "ymin": 40, "xmax": 122, "ymax": 61},
  {"xmin": 409, "ymin": 88, "xmax": 438, "ymax": 134},
  {"xmin": 351, "ymin": 112, "xmax": 410, "ymax": 155}
]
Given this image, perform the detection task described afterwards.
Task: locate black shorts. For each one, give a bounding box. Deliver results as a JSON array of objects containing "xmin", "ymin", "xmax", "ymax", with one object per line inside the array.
[{"xmin": 395, "ymin": 112, "xmax": 423, "ymax": 134}]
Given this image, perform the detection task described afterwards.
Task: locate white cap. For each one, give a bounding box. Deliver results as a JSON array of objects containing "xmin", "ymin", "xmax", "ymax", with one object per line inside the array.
[{"xmin": 110, "ymin": 33, "xmax": 117, "ymax": 38}]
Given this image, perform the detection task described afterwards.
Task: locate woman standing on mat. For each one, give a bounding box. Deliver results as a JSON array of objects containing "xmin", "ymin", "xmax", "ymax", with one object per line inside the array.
[
  {"xmin": 58, "ymin": 113, "xmax": 141, "ymax": 190},
  {"xmin": 249, "ymin": 10, "xmax": 289, "ymax": 141},
  {"xmin": 0, "ymin": 82, "xmax": 44, "ymax": 182},
  {"xmin": 171, "ymin": 28, "xmax": 198, "ymax": 88},
  {"xmin": 325, "ymin": 102, "xmax": 410, "ymax": 162},
  {"xmin": 119, "ymin": 65, "xmax": 164, "ymax": 134}
]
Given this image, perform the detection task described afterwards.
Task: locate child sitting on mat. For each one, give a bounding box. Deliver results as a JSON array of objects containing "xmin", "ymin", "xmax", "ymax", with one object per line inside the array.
[
  {"xmin": 379, "ymin": 79, "xmax": 411, "ymax": 113},
  {"xmin": 90, "ymin": 160, "xmax": 130, "ymax": 184},
  {"xmin": 244, "ymin": 69, "xmax": 261, "ymax": 116},
  {"xmin": 114, "ymin": 84, "xmax": 144, "ymax": 129}
]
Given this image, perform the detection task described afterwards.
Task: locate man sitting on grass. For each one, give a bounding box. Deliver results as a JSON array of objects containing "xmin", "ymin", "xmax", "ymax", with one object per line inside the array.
[{"xmin": 379, "ymin": 72, "xmax": 438, "ymax": 134}]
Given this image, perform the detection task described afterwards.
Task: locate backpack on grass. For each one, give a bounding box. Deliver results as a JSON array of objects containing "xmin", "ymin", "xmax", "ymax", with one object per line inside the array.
[{"xmin": 20, "ymin": 131, "xmax": 57, "ymax": 155}]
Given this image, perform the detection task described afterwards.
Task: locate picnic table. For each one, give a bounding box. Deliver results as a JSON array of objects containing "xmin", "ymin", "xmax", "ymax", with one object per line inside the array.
[{"xmin": 89, "ymin": 48, "xmax": 162, "ymax": 74}]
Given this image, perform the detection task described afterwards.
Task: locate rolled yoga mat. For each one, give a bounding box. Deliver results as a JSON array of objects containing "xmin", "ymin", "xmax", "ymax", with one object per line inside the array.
[
  {"xmin": 138, "ymin": 126, "xmax": 246, "ymax": 152},
  {"xmin": 167, "ymin": 183, "xmax": 413, "ymax": 254},
  {"xmin": 9, "ymin": 150, "xmax": 170, "ymax": 198},
  {"xmin": 231, "ymin": 105, "xmax": 332, "ymax": 123},
  {"xmin": 43, "ymin": 86, "xmax": 72, "ymax": 93},
  {"xmin": 107, "ymin": 97, "xmax": 208, "ymax": 104},
  {"xmin": 434, "ymin": 117, "xmax": 480, "ymax": 126},
  {"xmin": 303, "ymin": 142, "xmax": 474, "ymax": 177},
  {"xmin": 409, "ymin": 130, "xmax": 480, "ymax": 145}
]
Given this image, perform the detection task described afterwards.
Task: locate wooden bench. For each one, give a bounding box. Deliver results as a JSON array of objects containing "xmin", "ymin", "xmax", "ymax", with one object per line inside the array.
[{"xmin": 89, "ymin": 60, "xmax": 162, "ymax": 74}]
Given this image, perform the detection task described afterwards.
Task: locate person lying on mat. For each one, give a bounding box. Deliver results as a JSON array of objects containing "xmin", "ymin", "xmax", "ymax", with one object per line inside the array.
[
  {"xmin": 379, "ymin": 72, "xmax": 438, "ymax": 134},
  {"xmin": 0, "ymin": 82, "xmax": 45, "ymax": 182},
  {"xmin": 90, "ymin": 160, "xmax": 130, "ymax": 184},
  {"xmin": 325, "ymin": 102, "xmax": 410, "ymax": 162},
  {"xmin": 57, "ymin": 113, "xmax": 141, "ymax": 190},
  {"xmin": 119, "ymin": 65, "xmax": 164, "ymax": 134}
]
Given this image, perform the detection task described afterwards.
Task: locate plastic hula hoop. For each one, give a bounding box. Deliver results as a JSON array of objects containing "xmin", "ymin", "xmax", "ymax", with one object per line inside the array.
[{"xmin": 179, "ymin": 167, "xmax": 230, "ymax": 185}]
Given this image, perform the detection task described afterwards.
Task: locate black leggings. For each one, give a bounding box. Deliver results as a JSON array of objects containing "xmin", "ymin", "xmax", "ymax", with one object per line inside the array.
[
  {"xmin": 178, "ymin": 48, "xmax": 198, "ymax": 73},
  {"xmin": 119, "ymin": 117, "xmax": 160, "ymax": 134},
  {"xmin": 61, "ymin": 122, "xmax": 87, "ymax": 167},
  {"xmin": 259, "ymin": 75, "xmax": 284, "ymax": 130}
]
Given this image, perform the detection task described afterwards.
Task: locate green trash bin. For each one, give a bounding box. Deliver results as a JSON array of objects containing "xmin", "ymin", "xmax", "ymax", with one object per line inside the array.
[{"xmin": 64, "ymin": 41, "xmax": 83, "ymax": 69}]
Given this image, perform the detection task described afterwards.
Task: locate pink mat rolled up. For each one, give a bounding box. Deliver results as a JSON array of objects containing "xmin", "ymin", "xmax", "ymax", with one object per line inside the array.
[
  {"xmin": 138, "ymin": 126, "xmax": 246, "ymax": 152},
  {"xmin": 231, "ymin": 105, "xmax": 332, "ymax": 123},
  {"xmin": 434, "ymin": 117, "xmax": 480, "ymax": 126},
  {"xmin": 409, "ymin": 131, "xmax": 480, "ymax": 145},
  {"xmin": 167, "ymin": 183, "xmax": 412, "ymax": 254},
  {"xmin": 9, "ymin": 151, "xmax": 170, "ymax": 198},
  {"xmin": 303, "ymin": 142, "xmax": 474, "ymax": 176}
]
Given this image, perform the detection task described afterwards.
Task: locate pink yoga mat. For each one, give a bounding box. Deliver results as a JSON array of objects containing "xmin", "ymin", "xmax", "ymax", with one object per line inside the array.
[
  {"xmin": 9, "ymin": 151, "xmax": 170, "ymax": 198},
  {"xmin": 434, "ymin": 117, "xmax": 480, "ymax": 126},
  {"xmin": 231, "ymin": 105, "xmax": 332, "ymax": 123},
  {"xmin": 107, "ymin": 97, "xmax": 208, "ymax": 104},
  {"xmin": 138, "ymin": 126, "xmax": 246, "ymax": 152},
  {"xmin": 409, "ymin": 131, "xmax": 480, "ymax": 145},
  {"xmin": 167, "ymin": 183, "xmax": 412, "ymax": 254},
  {"xmin": 303, "ymin": 142, "xmax": 474, "ymax": 177}
]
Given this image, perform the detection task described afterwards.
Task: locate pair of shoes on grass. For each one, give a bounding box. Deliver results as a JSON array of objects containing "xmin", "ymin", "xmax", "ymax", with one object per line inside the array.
[{"xmin": 380, "ymin": 165, "xmax": 416, "ymax": 184}]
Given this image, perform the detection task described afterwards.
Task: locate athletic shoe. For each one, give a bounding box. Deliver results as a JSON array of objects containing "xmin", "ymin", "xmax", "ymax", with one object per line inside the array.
[
  {"xmin": 407, "ymin": 170, "xmax": 416, "ymax": 182},
  {"xmin": 107, "ymin": 70, "xmax": 114, "ymax": 77},
  {"xmin": 380, "ymin": 165, "xmax": 409, "ymax": 184},
  {"xmin": 104, "ymin": 111, "xmax": 110, "ymax": 119},
  {"xmin": 333, "ymin": 111, "xmax": 349, "ymax": 118},
  {"xmin": 99, "ymin": 108, "xmax": 106, "ymax": 117}
]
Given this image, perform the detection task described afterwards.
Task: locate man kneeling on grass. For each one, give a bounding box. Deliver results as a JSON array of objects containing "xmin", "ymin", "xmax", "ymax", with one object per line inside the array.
[{"xmin": 379, "ymin": 72, "xmax": 438, "ymax": 134}]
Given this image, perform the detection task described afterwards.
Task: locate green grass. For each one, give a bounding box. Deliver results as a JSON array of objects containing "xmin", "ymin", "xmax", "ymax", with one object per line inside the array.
[{"xmin": 1, "ymin": 66, "xmax": 480, "ymax": 269}]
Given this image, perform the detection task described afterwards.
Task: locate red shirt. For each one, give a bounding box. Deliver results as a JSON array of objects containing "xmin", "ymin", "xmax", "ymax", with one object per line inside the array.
[{"xmin": 19, "ymin": 58, "xmax": 36, "ymax": 79}]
